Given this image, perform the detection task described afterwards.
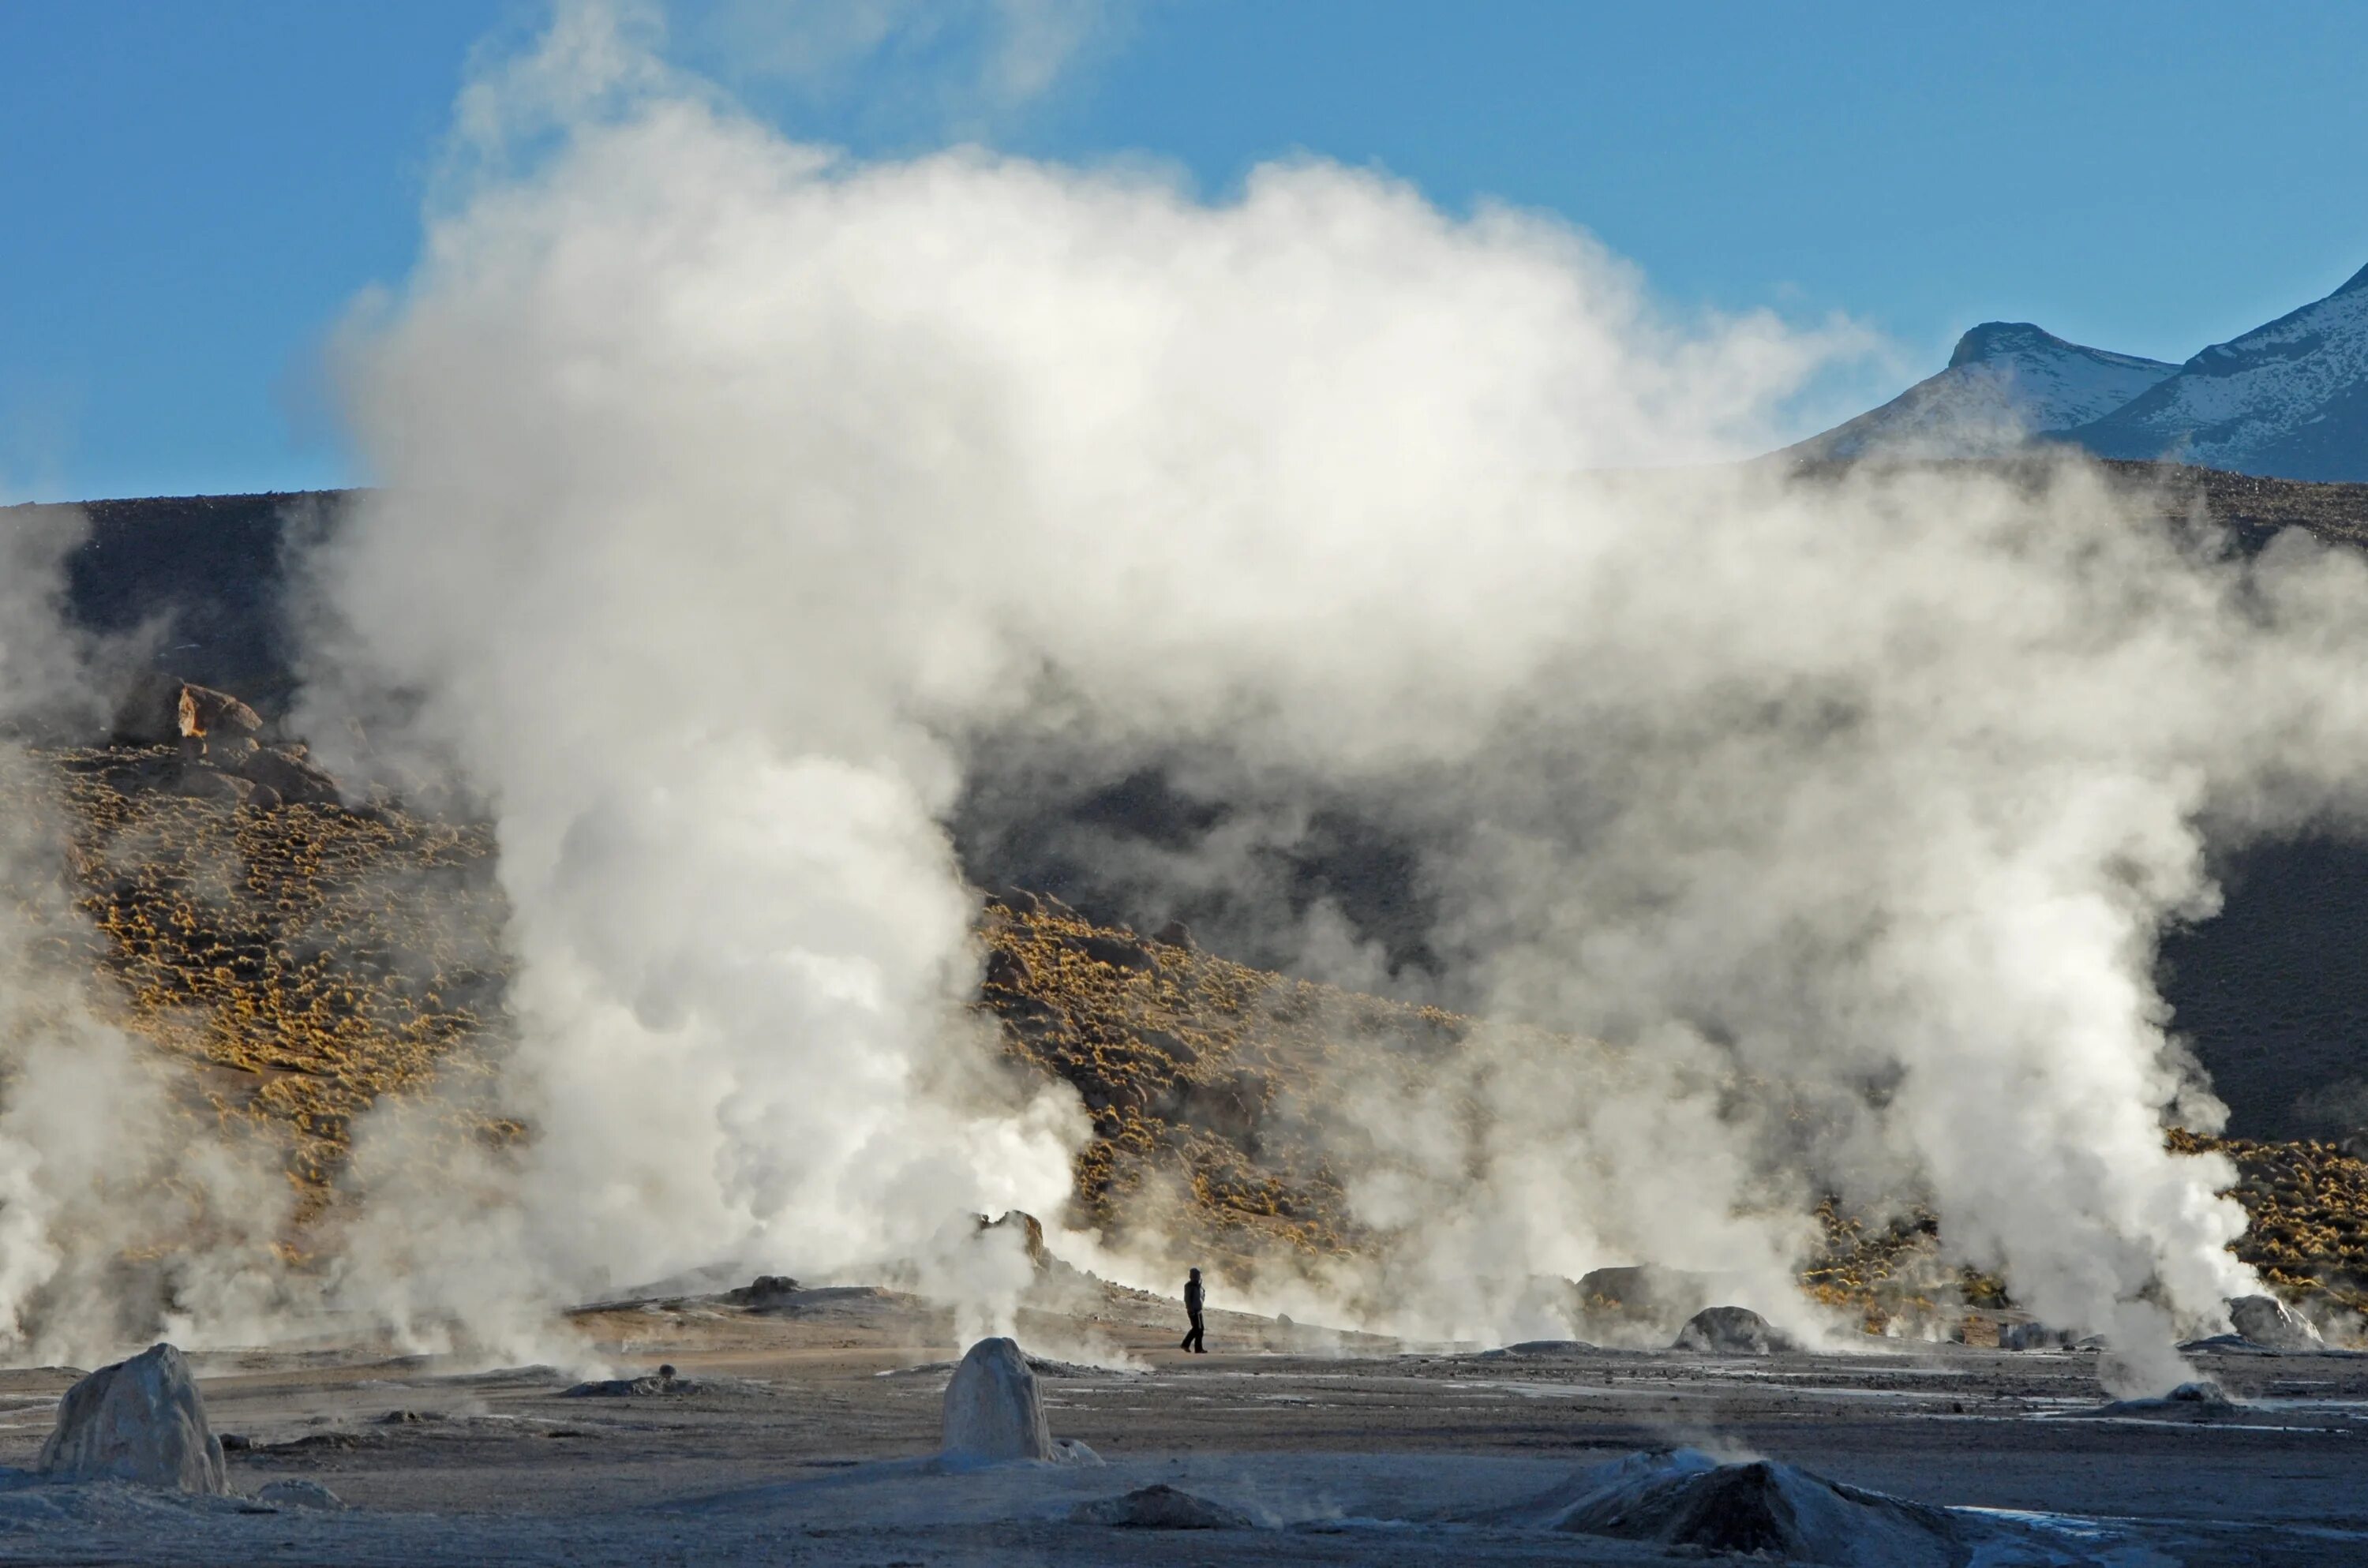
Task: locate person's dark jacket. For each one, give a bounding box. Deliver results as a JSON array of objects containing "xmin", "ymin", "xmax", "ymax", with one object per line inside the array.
[{"xmin": 1185, "ymin": 1278, "xmax": 1204, "ymax": 1314}]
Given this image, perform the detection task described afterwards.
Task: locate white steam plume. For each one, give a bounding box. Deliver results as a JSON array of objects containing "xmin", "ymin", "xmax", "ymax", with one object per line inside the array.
[
  {"xmin": 298, "ymin": 13, "xmax": 2368, "ymax": 1388},
  {"xmin": 0, "ymin": 507, "xmax": 294, "ymax": 1364}
]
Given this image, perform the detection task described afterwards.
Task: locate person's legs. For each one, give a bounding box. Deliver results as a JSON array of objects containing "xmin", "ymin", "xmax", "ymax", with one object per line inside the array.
[{"xmin": 1183, "ymin": 1312, "xmax": 1205, "ymax": 1353}]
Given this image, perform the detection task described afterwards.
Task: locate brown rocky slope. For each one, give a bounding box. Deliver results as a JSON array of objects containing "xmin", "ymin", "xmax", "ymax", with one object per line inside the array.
[{"xmin": 28, "ymin": 737, "xmax": 2362, "ymax": 1325}]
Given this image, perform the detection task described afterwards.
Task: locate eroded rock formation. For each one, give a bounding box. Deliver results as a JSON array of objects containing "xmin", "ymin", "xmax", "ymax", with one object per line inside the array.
[{"xmin": 38, "ymin": 1343, "xmax": 225, "ymax": 1493}]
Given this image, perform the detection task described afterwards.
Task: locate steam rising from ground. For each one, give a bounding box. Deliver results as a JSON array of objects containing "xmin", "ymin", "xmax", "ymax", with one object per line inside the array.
[
  {"xmin": 284, "ymin": 18, "xmax": 2368, "ymax": 1388},
  {"xmin": 0, "ymin": 13, "xmax": 2356, "ymax": 1388},
  {"xmin": 0, "ymin": 510, "xmax": 294, "ymax": 1364}
]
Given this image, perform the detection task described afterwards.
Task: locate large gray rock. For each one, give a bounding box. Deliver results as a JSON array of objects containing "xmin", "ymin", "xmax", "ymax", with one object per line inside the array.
[
  {"xmin": 38, "ymin": 1343, "xmax": 226, "ymax": 1493},
  {"xmin": 1672, "ymin": 1305, "xmax": 1793, "ymax": 1355},
  {"xmin": 940, "ymin": 1337, "xmax": 1051, "ymax": 1462},
  {"xmin": 2228, "ymin": 1294, "xmax": 2324, "ymax": 1351}
]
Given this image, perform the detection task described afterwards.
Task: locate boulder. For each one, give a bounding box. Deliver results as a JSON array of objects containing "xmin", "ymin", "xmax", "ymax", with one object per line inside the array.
[
  {"xmin": 239, "ymin": 747, "xmax": 340, "ymax": 807},
  {"xmin": 177, "ymin": 683, "xmax": 262, "ymax": 747},
  {"xmin": 205, "ymin": 734, "xmax": 260, "ymax": 769},
  {"xmin": 2229, "ymin": 1294, "xmax": 2324, "ymax": 1350},
  {"xmin": 1071, "ymin": 1484, "xmax": 1252, "ymax": 1529},
  {"xmin": 174, "ymin": 764, "xmax": 253, "ymax": 804},
  {"xmin": 109, "ymin": 670, "xmax": 185, "ymax": 747},
  {"xmin": 1672, "ymin": 1305, "xmax": 1793, "ymax": 1355},
  {"xmin": 1152, "ymin": 919, "xmax": 1196, "ymax": 950},
  {"xmin": 37, "ymin": 1343, "xmax": 226, "ymax": 1494},
  {"xmin": 940, "ymin": 1337, "xmax": 1051, "ymax": 1462}
]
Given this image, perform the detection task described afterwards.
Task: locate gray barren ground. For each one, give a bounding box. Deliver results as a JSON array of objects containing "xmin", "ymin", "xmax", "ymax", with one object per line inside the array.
[{"xmin": 0, "ymin": 1281, "xmax": 2360, "ymax": 1565}]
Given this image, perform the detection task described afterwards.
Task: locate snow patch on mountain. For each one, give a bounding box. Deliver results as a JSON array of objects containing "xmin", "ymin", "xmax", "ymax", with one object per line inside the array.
[
  {"xmin": 2066, "ymin": 263, "xmax": 2368, "ymax": 482},
  {"xmin": 1786, "ymin": 323, "xmax": 2178, "ymax": 462}
]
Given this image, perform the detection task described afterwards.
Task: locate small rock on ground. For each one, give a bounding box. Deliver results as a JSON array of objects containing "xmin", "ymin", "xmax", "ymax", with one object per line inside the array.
[{"xmin": 1070, "ymin": 1484, "xmax": 1253, "ymax": 1529}]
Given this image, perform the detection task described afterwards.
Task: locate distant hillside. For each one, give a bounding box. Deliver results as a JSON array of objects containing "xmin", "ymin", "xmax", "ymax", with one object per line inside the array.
[
  {"xmin": 1788, "ymin": 323, "xmax": 2177, "ymax": 462},
  {"xmin": 29, "ymin": 748, "xmax": 2366, "ymax": 1316},
  {"xmin": 9, "ymin": 473, "xmax": 2368, "ymax": 1148},
  {"xmin": 10, "ymin": 490, "xmax": 345, "ymax": 719},
  {"xmin": 2068, "ymin": 263, "xmax": 2368, "ymax": 481}
]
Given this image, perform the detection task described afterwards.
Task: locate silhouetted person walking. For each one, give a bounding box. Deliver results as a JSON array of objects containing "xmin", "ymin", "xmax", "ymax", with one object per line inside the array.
[{"xmin": 1180, "ymin": 1267, "xmax": 1207, "ymax": 1353}]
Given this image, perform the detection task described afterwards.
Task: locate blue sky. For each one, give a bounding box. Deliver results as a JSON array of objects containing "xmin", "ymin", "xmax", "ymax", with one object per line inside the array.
[{"xmin": 2, "ymin": 0, "xmax": 2362, "ymax": 502}]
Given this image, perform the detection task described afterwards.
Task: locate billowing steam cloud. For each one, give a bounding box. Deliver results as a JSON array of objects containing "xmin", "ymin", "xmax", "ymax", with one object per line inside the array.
[
  {"xmin": 0, "ymin": 507, "xmax": 294, "ymax": 1364},
  {"xmin": 266, "ymin": 10, "xmax": 2368, "ymax": 1387}
]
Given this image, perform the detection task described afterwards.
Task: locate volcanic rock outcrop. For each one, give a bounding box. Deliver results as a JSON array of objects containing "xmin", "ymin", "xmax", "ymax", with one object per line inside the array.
[
  {"xmin": 976, "ymin": 1210, "xmax": 1051, "ymax": 1269},
  {"xmin": 37, "ymin": 1343, "xmax": 226, "ymax": 1493},
  {"xmin": 174, "ymin": 683, "xmax": 261, "ymax": 754},
  {"xmin": 940, "ymin": 1336, "xmax": 1052, "ymax": 1463}
]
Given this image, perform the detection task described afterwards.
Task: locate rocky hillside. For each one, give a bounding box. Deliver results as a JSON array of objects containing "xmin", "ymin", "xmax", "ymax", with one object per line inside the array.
[
  {"xmin": 38, "ymin": 741, "xmax": 509, "ymax": 1223},
  {"xmin": 28, "ymin": 734, "xmax": 2362, "ymax": 1321},
  {"xmin": 19, "ymin": 481, "xmax": 2368, "ymax": 1158}
]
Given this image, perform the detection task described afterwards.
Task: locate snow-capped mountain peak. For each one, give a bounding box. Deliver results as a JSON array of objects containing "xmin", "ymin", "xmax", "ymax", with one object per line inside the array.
[
  {"xmin": 2068, "ymin": 263, "xmax": 2368, "ymax": 481},
  {"xmin": 1788, "ymin": 322, "xmax": 2179, "ymax": 463}
]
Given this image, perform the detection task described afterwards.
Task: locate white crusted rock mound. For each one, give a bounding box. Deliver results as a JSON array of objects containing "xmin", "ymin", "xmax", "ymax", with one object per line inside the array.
[
  {"xmin": 37, "ymin": 1344, "xmax": 226, "ymax": 1494},
  {"xmin": 1547, "ymin": 1450, "xmax": 1964, "ymax": 1567},
  {"xmin": 2229, "ymin": 1294, "xmax": 2324, "ymax": 1351},
  {"xmin": 940, "ymin": 1337, "xmax": 1052, "ymax": 1463}
]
